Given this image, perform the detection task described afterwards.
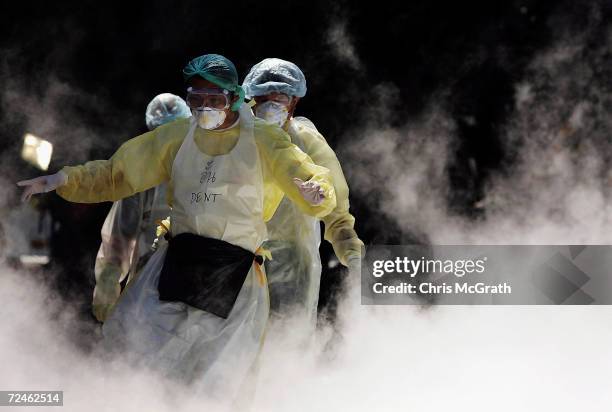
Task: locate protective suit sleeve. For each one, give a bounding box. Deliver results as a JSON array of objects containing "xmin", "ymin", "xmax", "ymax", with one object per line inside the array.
[
  {"xmin": 254, "ymin": 120, "xmax": 336, "ymax": 219},
  {"xmin": 56, "ymin": 119, "xmax": 188, "ymax": 203},
  {"xmin": 294, "ymin": 122, "xmax": 364, "ymax": 266}
]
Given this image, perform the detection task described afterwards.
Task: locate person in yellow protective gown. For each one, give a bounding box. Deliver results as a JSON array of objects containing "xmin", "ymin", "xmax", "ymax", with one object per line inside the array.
[
  {"xmin": 17, "ymin": 54, "xmax": 336, "ymax": 402},
  {"xmin": 92, "ymin": 93, "xmax": 192, "ymax": 323},
  {"xmin": 242, "ymin": 58, "xmax": 363, "ymax": 336}
]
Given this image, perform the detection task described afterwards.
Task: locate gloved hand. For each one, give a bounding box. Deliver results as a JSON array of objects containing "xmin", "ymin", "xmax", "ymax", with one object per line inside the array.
[
  {"xmin": 17, "ymin": 171, "xmax": 68, "ymax": 202},
  {"xmin": 347, "ymin": 255, "xmax": 362, "ymax": 278},
  {"xmin": 293, "ymin": 178, "xmax": 325, "ymax": 206},
  {"xmin": 92, "ymin": 274, "xmax": 121, "ymax": 323}
]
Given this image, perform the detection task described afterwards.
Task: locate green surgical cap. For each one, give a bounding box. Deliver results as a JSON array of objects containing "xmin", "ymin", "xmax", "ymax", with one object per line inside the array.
[{"xmin": 183, "ymin": 54, "xmax": 245, "ymax": 111}]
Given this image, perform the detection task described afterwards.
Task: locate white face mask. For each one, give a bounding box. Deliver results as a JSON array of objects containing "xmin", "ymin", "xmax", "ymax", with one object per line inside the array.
[
  {"xmin": 194, "ymin": 108, "xmax": 226, "ymax": 130},
  {"xmin": 255, "ymin": 101, "xmax": 289, "ymax": 127}
]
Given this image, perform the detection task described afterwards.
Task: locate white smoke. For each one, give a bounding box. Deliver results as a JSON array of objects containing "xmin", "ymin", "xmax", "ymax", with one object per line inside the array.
[
  {"xmin": 338, "ymin": 22, "xmax": 612, "ymax": 245},
  {"xmin": 0, "ymin": 74, "xmax": 135, "ymax": 167},
  {"xmin": 0, "ymin": 266, "xmax": 232, "ymax": 411},
  {"xmin": 326, "ymin": 20, "xmax": 364, "ymax": 71},
  {"xmin": 2, "ymin": 262, "xmax": 611, "ymax": 412}
]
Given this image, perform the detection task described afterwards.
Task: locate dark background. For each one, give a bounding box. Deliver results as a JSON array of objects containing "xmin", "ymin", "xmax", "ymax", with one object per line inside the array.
[{"xmin": 0, "ymin": 0, "xmax": 610, "ymax": 328}]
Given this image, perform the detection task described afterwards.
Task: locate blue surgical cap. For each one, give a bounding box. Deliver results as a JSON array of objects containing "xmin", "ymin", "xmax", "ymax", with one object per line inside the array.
[
  {"xmin": 145, "ymin": 93, "xmax": 191, "ymax": 130},
  {"xmin": 183, "ymin": 54, "xmax": 245, "ymax": 111},
  {"xmin": 242, "ymin": 58, "xmax": 307, "ymax": 99}
]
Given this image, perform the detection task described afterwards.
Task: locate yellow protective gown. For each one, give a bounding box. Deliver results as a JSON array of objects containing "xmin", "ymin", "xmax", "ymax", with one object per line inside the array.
[
  {"xmin": 56, "ymin": 116, "xmax": 336, "ymax": 219},
  {"xmin": 264, "ymin": 117, "xmax": 363, "ymax": 334}
]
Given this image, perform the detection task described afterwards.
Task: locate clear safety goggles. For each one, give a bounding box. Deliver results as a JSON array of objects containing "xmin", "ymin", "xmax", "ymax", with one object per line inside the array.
[
  {"xmin": 253, "ymin": 92, "xmax": 291, "ymax": 106},
  {"xmin": 186, "ymin": 87, "xmax": 231, "ymax": 110}
]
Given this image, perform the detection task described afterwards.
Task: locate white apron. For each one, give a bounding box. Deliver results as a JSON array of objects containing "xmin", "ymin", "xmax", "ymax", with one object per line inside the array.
[{"xmin": 103, "ymin": 103, "xmax": 269, "ymax": 401}]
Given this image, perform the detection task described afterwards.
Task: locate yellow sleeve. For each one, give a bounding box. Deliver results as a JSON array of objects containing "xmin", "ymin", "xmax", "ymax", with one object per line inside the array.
[
  {"xmin": 254, "ymin": 119, "xmax": 336, "ymax": 219},
  {"xmin": 56, "ymin": 119, "xmax": 188, "ymax": 203},
  {"xmin": 293, "ymin": 122, "xmax": 364, "ymax": 265}
]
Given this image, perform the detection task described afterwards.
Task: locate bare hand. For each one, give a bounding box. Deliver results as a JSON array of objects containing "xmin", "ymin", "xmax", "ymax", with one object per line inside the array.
[{"xmin": 17, "ymin": 172, "xmax": 67, "ymax": 202}]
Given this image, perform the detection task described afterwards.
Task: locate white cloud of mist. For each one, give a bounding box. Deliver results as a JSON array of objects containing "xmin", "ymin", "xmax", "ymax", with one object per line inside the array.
[
  {"xmin": 0, "ymin": 43, "xmax": 143, "ymax": 201},
  {"xmin": 1, "ymin": 7, "xmax": 612, "ymax": 412},
  {"xmin": 0, "ymin": 73, "xmax": 133, "ymax": 167},
  {"xmin": 0, "ymin": 265, "xmax": 232, "ymax": 411},
  {"xmin": 326, "ymin": 20, "xmax": 363, "ymax": 71},
  {"xmin": 256, "ymin": 299, "xmax": 612, "ymax": 412},
  {"xmin": 2, "ymin": 261, "xmax": 612, "ymax": 412},
  {"xmin": 339, "ymin": 21, "xmax": 612, "ymax": 245},
  {"xmin": 342, "ymin": 101, "xmax": 461, "ymax": 242},
  {"xmin": 475, "ymin": 22, "xmax": 612, "ymax": 245}
]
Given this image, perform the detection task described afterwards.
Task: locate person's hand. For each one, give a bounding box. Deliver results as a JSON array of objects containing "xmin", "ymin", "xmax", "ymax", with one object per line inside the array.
[
  {"xmin": 293, "ymin": 178, "xmax": 325, "ymax": 206},
  {"xmin": 17, "ymin": 171, "xmax": 68, "ymax": 202},
  {"xmin": 92, "ymin": 277, "xmax": 121, "ymax": 323},
  {"xmin": 347, "ymin": 255, "xmax": 362, "ymax": 278}
]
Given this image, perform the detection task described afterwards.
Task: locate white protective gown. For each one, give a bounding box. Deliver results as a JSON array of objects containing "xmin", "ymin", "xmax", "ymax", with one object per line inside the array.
[{"xmin": 103, "ymin": 104, "xmax": 269, "ymax": 401}]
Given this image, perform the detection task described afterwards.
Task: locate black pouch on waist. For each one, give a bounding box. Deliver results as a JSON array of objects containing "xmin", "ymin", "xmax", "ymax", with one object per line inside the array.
[{"xmin": 158, "ymin": 233, "xmax": 259, "ymax": 319}]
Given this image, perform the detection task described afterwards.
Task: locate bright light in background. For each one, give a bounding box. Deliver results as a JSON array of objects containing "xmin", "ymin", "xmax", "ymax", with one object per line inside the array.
[
  {"xmin": 21, "ymin": 133, "xmax": 53, "ymax": 171},
  {"xmin": 19, "ymin": 255, "xmax": 51, "ymax": 266}
]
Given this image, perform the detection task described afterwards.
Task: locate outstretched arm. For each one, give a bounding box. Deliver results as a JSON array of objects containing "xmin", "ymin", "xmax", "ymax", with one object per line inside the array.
[
  {"xmin": 256, "ymin": 121, "xmax": 336, "ymax": 218},
  {"xmin": 17, "ymin": 121, "xmax": 185, "ymax": 203}
]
